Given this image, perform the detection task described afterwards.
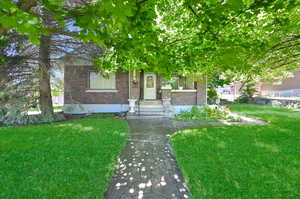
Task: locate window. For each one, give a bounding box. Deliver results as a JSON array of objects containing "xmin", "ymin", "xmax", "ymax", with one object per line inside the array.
[
  {"xmin": 171, "ymin": 76, "xmax": 196, "ymax": 90},
  {"xmin": 146, "ymin": 76, "xmax": 154, "ymax": 88},
  {"xmin": 88, "ymin": 71, "xmax": 116, "ymax": 90}
]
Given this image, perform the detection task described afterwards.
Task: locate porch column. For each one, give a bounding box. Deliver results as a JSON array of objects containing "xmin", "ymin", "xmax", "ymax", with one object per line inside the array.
[
  {"xmin": 129, "ymin": 71, "xmax": 141, "ymax": 99},
  {"xmin": 161, "ymin": 85, "xmax": 173, "ymax": 116},
  {"xmin": 196, "ymin": 81, "xmax": 207, "ymax": 105},
  {"xmin": 128, "ymin": 71, "xmax": 141, "ymax": 113}
]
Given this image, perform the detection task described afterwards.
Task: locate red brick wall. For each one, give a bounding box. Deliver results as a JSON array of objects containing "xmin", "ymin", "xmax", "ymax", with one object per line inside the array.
[
  {"xmin": 260, "ymin": 70, "xmax": 300, "ymax": 91},
  {"xmin": 171, "ymin": 82, "xmax": 207, "ymax": 105},
  {"xmin": 171, "ymin": 92, "xmax": 197, "ymax": 105},
  {"xmin": 196, "ymin": 82, "xmax": 207, "ymax": 105},
  {"xmin": 64, "ymin": 65, "xmax": 129, "ymax": 104}
]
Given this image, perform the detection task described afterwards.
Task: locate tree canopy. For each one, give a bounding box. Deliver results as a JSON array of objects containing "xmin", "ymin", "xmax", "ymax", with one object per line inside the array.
[{"xmin": 1, "ymin": 0, "xmax": 300, "ymax": 79}]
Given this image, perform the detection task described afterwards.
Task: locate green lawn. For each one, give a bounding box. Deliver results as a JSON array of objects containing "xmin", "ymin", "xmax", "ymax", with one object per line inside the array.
[
  {"xmin": 0, "ymin": 115, "xmax": 128, "ymax": 199},
  {"xmin": 171, "ymin": 104, "xmax": 300, "ymax": 198}
]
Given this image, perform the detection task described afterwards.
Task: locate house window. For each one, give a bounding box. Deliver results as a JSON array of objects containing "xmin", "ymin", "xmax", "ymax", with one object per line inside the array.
[
  {"xmin": 146, "ymin": 76, "xmax": 154, "ymax": 88},
  {"xmin": 88, "ymin": 71, "xmax": 116, "ymax": 90},
  {"xmin": 171, "ymin": 76, "xmax": 197, "ymax": 90}
]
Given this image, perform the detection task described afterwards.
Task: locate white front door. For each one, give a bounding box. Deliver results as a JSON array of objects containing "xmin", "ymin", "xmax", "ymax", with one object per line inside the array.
[{"xmin": 144, "ymin": 72, "xmax": 156, "ymax": 100}]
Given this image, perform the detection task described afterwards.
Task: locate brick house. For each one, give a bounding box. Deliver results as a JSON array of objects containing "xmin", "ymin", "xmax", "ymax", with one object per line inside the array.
[
  {"xmin": 64, "ymin": 58, "xmax": 207, "ymax": 117},
  {"xmin": 259, "ymin": 70, "xmax": 300, "ymax": 98}
]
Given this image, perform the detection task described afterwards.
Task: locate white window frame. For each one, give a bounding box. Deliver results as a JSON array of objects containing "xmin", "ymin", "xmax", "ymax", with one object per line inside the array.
[
  {"xmin": 86, "ymin": 71, "xmax": 118, "ymax": 93},
  {"xmin": 170, "ymin": 76, "xmax": 197, "ymax": 92}
]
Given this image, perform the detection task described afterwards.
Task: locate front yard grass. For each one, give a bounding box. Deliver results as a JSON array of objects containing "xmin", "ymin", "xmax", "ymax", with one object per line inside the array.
[
  {"xmin": 0, "ymin": 115, "xmax": 128, "ymax": 199},
  {"xmin": 171, "ymin": 104, "xmax": 300, "ymax": 198}
]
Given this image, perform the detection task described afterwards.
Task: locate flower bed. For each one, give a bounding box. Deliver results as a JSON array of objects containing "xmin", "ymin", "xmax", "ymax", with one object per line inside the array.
[{"xmin": 173, "ymin": 105, "xmax": 241, "ymax": 122}]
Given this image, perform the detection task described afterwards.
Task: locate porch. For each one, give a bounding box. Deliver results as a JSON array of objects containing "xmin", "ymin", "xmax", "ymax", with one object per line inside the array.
[{"xmin": 127, "ymin": 71, "xmax": 207, "ymax": 118}]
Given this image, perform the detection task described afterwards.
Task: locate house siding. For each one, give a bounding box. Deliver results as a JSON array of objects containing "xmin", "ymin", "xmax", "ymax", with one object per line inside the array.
[{"xmin": 64, "ymin": 65, "xmax": 129, "ymax": 105}]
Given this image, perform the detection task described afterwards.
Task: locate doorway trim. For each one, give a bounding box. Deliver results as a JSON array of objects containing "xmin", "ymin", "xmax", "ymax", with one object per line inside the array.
[{"xmin": 143, "ymin": 72, "xmax": 157, "ymax": 100}]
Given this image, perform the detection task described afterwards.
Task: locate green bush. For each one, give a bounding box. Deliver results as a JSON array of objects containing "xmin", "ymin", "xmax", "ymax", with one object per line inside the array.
[
  {"xmin": 173, "ymin": 106, "xmax": 239, "ymax": 122},
  {"xmin": 236, "ymin": 82, "xmax": 256, "ymax": 103},
  {"xmin": 0, "ymin": 106, "xmax": 65, "ymax": 126},
  {"xmin": 208, "ymin": 87, "xmax": 218, "ymax": 104},
  {"xmin": 205, "ymin": 106, "xmax": 238, "ymax": 121}
]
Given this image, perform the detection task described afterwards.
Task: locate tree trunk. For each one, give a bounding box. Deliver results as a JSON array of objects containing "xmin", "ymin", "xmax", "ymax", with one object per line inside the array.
[{"xmin": 39, "ymin": 35, "xmax": 54, "ymax": 117}]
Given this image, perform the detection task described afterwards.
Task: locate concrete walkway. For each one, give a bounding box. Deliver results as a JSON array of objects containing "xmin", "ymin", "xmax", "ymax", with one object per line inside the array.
[
  {"xmin": 106, "ymin": 117, "xmax": 266, "ymax": 199},
  {"xmin": 106, "ymin": 119, "xmax": 192, "ymax": 199}
]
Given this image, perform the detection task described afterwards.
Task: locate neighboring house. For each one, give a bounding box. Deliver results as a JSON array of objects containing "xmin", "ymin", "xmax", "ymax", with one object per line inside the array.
[
  {"xmin": 259, "ymin": 70, "xmax": 300, "ymax": 98},
  {"xmin": 63, "ymin": 59, "xmax": 207, "ymax": 116},
  {"xmin": 218, "ymin": 83, "xmax": 242, "ymax": 101}
]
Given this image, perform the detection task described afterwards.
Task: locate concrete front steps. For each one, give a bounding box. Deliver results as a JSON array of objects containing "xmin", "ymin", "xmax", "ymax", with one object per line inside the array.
[{"xmin": 127, "ymin": 100, "xmax": 169, "ymax": 119}]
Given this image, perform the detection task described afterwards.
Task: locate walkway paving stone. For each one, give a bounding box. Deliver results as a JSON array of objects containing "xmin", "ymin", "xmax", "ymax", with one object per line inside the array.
[
  {"xmin": 106, "ymin": 119, "xmax": 191, "ymax": 199},
  {"xmin": 106, "ymin": 116, "xmax": 266, "ymax": 199}
]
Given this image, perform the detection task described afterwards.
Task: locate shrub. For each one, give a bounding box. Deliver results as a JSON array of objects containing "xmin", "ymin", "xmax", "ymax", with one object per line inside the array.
[
  {"xmin": 208, "ymin": 87, "xmax": 218, "ymax": 104},
  {"xmin": 205, "ymin": 105, "xmax": 238, "ymax": 121},
  {"xmin": 271, "ymin": 100, "xmax": 282, "ymax": 107},
  {"xmin": 0, "ymin": 105, "xmax": 65, "ymax": 126},
  {"xmin": 173, "ymin": 105, "xmax": 239, "ymax": 122},
  {"xmin": 236, "ymin": 82, "xmax": 256, "ymax": 103},
  {"xmin": 286, "ymin": 103, "xmax": 300, "ymax": 109},
  {"xmin": 174, "ymin": 106, "xmax": 205, "ymax": 121}
]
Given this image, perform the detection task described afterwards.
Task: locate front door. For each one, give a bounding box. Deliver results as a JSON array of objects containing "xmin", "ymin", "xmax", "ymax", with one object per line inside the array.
[{"xmin": 144, "ymin": 72, "xmax": 156, "ymax": 100}]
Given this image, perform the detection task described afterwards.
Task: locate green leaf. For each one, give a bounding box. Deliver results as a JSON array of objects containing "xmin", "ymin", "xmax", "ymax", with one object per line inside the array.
[
  {"xmin": 227, "ymin": 0, "xmax": 244, "ymax": 10},
  {"xmin": 9, "ymin": 7, "xmax": 17, "ymax": 13},
  {"xmin": 48, "ymin": 0, "xmax": 63, "ymax": 7}
]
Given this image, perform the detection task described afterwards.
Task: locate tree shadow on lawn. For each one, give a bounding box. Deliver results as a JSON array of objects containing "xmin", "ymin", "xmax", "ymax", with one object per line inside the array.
[
  {"xmin": 0, "ymin": 116, "xmax": 129, "ymax": 199},
  {"xmin": 171, "ymin": 105, "xmax": 300, "ymax": 198}
]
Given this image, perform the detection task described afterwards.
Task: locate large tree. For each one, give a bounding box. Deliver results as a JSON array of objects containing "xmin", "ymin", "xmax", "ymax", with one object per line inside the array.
[
  {"xmin": 1, "ymin": 0, "xmax": 299, "ymax": 116},
  {"xmin": 0, "ymin": 31, "xmax": 40, "ymax": 124},
  {"xmin": 96, "ymin": 0, "xmax": 300, "ymax": 81},
  {"xmin": 1, "ymin": 0, "xmax": 156, "ymax": 116}
]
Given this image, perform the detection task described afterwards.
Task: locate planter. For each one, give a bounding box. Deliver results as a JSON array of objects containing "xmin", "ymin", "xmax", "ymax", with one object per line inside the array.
[{"xmin": 128, "ymin": 99, "xmax": 137, "ymax": 113}]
